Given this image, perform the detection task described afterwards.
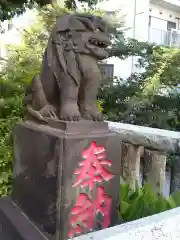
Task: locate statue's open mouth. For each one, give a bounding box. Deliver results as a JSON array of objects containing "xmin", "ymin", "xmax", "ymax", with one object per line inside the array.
[
  {"xmin": 86, "ymin": 33, "xmax": 111, "ymax": 59},
  {"xmin": 89, "ymin": 38, "xmax": 109, "ymax": 48}
]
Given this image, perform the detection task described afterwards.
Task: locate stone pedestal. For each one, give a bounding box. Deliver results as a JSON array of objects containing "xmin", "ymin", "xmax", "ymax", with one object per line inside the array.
[
  {"xmin": 0, "ymin": 197, "xmax": 52, "ymax": 240},
  {"xmin": 11, "ymin": 121, "xmax": 121, "ymax": 239}
]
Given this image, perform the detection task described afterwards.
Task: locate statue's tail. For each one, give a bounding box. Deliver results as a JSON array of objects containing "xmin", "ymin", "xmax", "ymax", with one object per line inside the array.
[
  {"xmin": 24, "ymin": 76, "xmax": 48, "ymax": 123},
  {"xmin": 24, "ymin": 76, "xmax": 36, "ymax": 106},
  {"xmin": 26, "ymin": 105, "xmax": 48, "ymax": 122}
]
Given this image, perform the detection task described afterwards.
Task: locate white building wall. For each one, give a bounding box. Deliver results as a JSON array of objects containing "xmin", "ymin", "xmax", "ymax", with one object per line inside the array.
[
  {"xmin": 103, "ymin": 0, "xmax": 180, "ymax": 78},
  {"xmin": 99, "ymin": 0, "xmax": 150, "ymax": 78},
  {"xmin": 148, "ymin": 4, "xmax": 180, "ymax": 46},
  {"xmin": 132, "ymin": 0, "xmax": 150, "ymax": 74},
  {"xmin": 149, "ymin": 3, "xmax": 180, "ymax": 28},
  {"xmin": 97, "ymin": 0, "xmax": 134, "ymax": 78},
  {"xmin": 163, "ymin": 0, "xmax": 180, "ymax": 7},
  {"xmin": 134, "ymin": 0, "xmax": 150, "ymax": 41}
]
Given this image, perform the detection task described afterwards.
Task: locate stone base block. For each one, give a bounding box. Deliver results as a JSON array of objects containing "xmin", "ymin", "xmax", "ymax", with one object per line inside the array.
[
  {"xmin": 12, "ymin": 121, "xmax": 121, "ymax": 239},
  {"xmin": 0, "ymin": 197, "xmax": 53, "ymax": 240}
]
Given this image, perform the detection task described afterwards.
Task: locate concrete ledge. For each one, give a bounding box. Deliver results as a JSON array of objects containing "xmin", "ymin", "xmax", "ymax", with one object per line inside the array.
[
  {"xmin": 73, "ymin": 207, "xmax": 180, "ymax": 240},
  {"xmin": 107, "ymin": 121, "xmax": 180, "ymax": 153}
]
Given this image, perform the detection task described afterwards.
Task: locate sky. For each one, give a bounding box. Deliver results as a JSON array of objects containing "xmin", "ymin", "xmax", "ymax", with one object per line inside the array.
[{"xmin": 1, "ymin": 9, "xmax": 37, "ymax": 45}]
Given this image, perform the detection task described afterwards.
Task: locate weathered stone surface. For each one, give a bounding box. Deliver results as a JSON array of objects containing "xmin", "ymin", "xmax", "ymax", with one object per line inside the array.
[
  {"xmin": 170, "ymin": 155, "xmax": 180, "ymax": 194},
  {"xmin": 0, "ymin": 197, "xmax": 52, "ymax": 240},
  {"xmin": 12, "ymin": 122, "xmax": 121, "ymax": 239},
  {"xmin": 143, "ymin": 149, "xmax": 166, "ymax": 195},
  {"xmin": 42, "ymin": 119, "xmax": 109, "ymax": 134},
  {"xmin": 121, "ymin": 143, "xmax": 143, "ymax": 189},
  {"xmin": 73, "ymin": 207, "xmax": 180, "ymax": 240},
  {"xmin": 25, "ymin": 14, "xmax": 111, "ymax": 123},
  {"xmin": 108, "ymin": 121, "xmax": 180, "ymax": 153}
]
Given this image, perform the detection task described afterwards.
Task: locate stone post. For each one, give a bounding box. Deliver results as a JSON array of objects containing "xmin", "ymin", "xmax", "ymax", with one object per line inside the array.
[
  {"xmin": 143, "ymin": 149, "xmax": 166, "ymax": 195},
  {"xmin": 11, "ymin": 121, "xmax": 121, "ymax": 240},
  {"xmin": 121, "ymin": 143, "xmax": 143, "ymax": 189},
  {"xmin": 170, "ymin": 155, "xmax": 180, "ymax": 194}
]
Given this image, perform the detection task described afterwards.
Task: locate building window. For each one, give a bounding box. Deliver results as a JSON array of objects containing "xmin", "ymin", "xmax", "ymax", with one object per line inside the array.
[
  {"xmin": 149, "ymin": 16, "xmax": 176, "ymax": 31},
  {"xmin": 149, "ymin": 16, "xmax": 167, "ymax": 30},
  {"xmin": 98, "ymin": 63, "xmax": 114, "ymax": 79},
  {"xmin": 149, "ymin": 16, "xmax": 177, "ymax": 46},
  {"xmin": 167, "ymin": 21, "xmax": 176, "ymax": 30}
]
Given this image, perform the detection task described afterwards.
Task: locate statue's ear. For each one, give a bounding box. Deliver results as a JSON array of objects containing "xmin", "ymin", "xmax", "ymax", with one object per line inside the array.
[
  {"xmin": 76, "ymin": 17, "xmax": 95, "ymax": 31},
  {"xmin": 55, "ymin": 15, "xmax": 86, "ymax": 32}
]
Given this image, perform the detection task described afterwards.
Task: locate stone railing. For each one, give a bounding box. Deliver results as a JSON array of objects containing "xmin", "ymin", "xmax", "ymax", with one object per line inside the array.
[
  {"xmin": 107, "ymin": 121, "xmax": 180, "ymax": 195},
  {"xmin": 74, "ymin": 206, "xmax": 180, "ymax": 240}
]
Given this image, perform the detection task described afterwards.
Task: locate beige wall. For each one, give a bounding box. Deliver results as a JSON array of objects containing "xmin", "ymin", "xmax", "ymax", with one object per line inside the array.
[{"xmin": 149, "ymin": 3, "xmax": 180, "ymax": 28}]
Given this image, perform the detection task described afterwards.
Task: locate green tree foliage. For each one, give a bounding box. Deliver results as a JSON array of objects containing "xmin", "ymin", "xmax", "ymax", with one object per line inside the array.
[
  {"xmin": 120, "ymin": 180, "xmax": 180, "ymax": 222},
  {"xmin": 0, "ymin": 6, "xmax": 51, "ymax": 195},
  {"xmin": 100, "ymin": 45, "xmax": 180, "ymax": 130},
  {"xmin": 0, "ymin": 0, "xmax": 103, "ymax": 21}
]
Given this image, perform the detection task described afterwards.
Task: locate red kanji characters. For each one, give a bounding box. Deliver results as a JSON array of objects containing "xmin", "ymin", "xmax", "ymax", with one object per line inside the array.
[
  {"xmin": 68, "ymin": 141, "xmax": 113, "ymax": 238},
  {"xmin": 95, "ymin": 186, "xmax": 112, "ymax": 228},
  {"xmin": 68, "ymin": 187, "xmax": 112, "ymax": 238},
  {"xmin": 68, "ymin": 193, "xmax": 94, "ymax": 238},
  {"xmin": 73, "ymin": 141, "xmax": 114, "ymax": 190}
]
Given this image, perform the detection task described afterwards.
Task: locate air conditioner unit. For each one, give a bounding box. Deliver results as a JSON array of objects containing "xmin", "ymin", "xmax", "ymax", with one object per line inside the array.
[{"xmin": 169, "ymin": 28, "xmax": 180, "ymax": 47}]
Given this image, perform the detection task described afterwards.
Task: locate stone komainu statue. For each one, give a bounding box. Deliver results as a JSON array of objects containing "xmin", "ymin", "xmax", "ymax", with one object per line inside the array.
[{"xmin": 25, "ymin": 13, "xmax": 111, "ymax": 122}]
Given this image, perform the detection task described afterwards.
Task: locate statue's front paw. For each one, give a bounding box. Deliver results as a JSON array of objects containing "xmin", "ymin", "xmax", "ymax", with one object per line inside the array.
[
  {"xmin": 40, "ymin": 105, "xmax": 57, "ymax": 119},
  {"xmin": 60, "ymin": 103, "xmax": 81, "ymax": 121},
  {"xmin": 80, "ymin": 105, "xmax": 104, "ymax": 121}
]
